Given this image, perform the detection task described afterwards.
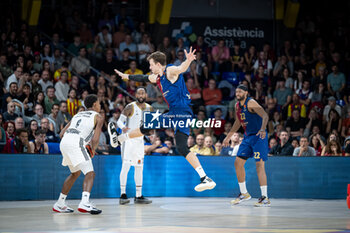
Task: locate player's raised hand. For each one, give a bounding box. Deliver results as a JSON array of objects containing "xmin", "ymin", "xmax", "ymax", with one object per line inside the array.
[
  {"xmin": 114, "ymin": 69, "xmax": 129, "ymax": 81},
  {"xmin": 185, "ymin": 47, "xmax": 196, "ymax": 62}
]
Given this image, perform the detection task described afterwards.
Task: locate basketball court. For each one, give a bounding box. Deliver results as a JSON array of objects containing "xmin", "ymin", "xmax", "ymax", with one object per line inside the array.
[{"xmin": 0, "ymin": 198, "xmax": 349, "ymax": 232}]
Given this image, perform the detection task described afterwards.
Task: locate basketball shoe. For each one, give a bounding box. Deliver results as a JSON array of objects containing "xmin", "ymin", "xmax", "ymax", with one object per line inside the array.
[
  {"xmin": 119, "ymin": 193, "xmax": 130, "ymax": 205},
  {"xmin": 254, "ymin": 196, "xmax": 271, "ymax": 207},
  {"xmin": 194, "ymin": 176, "xmax": 216, "ymax": 192},
  {"xmin": 134, "ymin": 196, "xmax": 152, "ymax": 204},
  {"xmin": 108, "ymin": 122, "xmax": 119, "ymax": 148},
  {"xmin": 52, "ymin": 202, "xmax": 74, "ymax": 213},
  {"xmin": 230, "ymin": 192, "xmax": 252, "ymax": 205},
  {"xmin": 78, "ymin": 201, "xmax": 102, "ymax": 214}
]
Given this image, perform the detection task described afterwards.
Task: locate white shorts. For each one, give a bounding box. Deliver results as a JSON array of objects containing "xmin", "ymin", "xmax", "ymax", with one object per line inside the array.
[
  {"xmin": 60, "ymin": 134, "xmax": 92, "ymax": 168},
  {"xmin": 68, "ymin": 159, "xmax": 94, "ymax": 175},
  {"xmin": 121, "ymin": 137, "xmax": 144, "ymax": 166}
]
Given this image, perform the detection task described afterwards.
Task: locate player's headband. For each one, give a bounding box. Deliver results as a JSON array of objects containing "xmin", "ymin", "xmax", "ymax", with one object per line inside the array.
[{"xmin": 237, "ymin": 84, "xmax": 248, "ymax": 91}]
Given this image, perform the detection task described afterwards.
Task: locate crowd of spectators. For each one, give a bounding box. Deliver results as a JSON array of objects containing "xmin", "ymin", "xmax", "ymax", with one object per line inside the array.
[{"xmin": 0, "ymin": 2, "xmax": 349, "ymax": 156}]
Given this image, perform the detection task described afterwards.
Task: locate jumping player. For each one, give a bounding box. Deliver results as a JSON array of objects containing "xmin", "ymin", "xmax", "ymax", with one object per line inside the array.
[
  {"xmin": 115, "ymin": 87, "xmax": 153, "ymax": 204},
  {"xmin": 53, "ymin": 94, "xmax": 103, "ymax": 214},
  {"xmin": 109, "ymin": 48, "xmax": 216, "ymax": 192},
  {"xmin": 223, "ymin": 84, "xmax": 270, "ymax": 207}
]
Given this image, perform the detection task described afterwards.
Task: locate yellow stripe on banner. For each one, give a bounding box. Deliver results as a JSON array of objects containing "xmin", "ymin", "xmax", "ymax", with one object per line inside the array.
[
  {"xmin": 28, "ymin": 0, "xmax": 41, "ymax": 26},
  {"xmin": 148, "ymin": 0, "xmax": 158, "ymax": 24},
  {"xmin": 283, "ymin": 0, "xmax": 300, "ymax": 28},
  {"xmin": 156, "ymin": 0, "xmax": 173, "ymax": 25},
  {"xmin": 22, "ymin": 0, "xmax": 31, "ymax": 21},
  {"xmin": 275, "ymin": 0, "xmax": 284, "ymax": 20}
]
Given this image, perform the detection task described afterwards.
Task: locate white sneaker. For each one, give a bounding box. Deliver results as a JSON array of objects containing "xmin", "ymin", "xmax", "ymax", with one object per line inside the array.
[
  {"xmin": 52, "ymin": 202, "xmax": 74, "ymax": 213},
  {"xmin": 108, "ymin": 122, "xmax": 119, "ymax": 148},
  {"xmin": 194, "ymin": 176, "xmax": 216, "ymax": 192},
  {"xmin": 78, "ymin": 201, "xmax": 102, "ymax": 215},
  {"xmin": 230, "ymin": 192, "xmax": 252, "ymax": 205}
]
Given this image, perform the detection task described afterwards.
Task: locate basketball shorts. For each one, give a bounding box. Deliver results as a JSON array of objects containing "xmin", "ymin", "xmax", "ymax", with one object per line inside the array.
[{"xmin": 236, "ymin": 133, "xmax": 268, "ymax": 161}]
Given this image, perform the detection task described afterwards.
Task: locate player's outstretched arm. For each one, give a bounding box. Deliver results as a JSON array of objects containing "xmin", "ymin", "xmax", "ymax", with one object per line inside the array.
[
  {"xmin": 222, "ymin": 118, "xmax": 241, "ymax": 147},
  {"xmin": 167, "ymin": 47, "xmax": 196, "ymax": 82},
  {"xmin": 114, "ymin": 69, "xmax": 158, "ymax": 83},
  {"xmin": 91, "ymin": 114, "xmax": 103, "ymax": 151}
]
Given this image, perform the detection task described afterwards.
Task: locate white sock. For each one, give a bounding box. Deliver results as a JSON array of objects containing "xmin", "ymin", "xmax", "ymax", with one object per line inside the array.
[
  {"xmin": 195, "ymin": 166, "xmax": 206, "ymax": 178},
  {"xmin": 120, "ymin": 162, "xmax": 131, "ymax": 195},
  {"xmin": 118, "ymin": 133, "xmax": 129, "ymax": 144},
  {"xmin": 135, "ymin": 166, "xmax": 143, "ymax": 197},
  {"xmin": 239, "ymin": 182, "xmax": 248, "ymax": 194},
  {"xmin": 260, "ymin": 185, "xmax": 268, "ymax": 197},
  {"xmin": 81, "ymin": 191, "xmax": 90, "ymax": 204},
  {"xmin": 57, "ymin": 193, "xmax": 67, "ymax": 205}
]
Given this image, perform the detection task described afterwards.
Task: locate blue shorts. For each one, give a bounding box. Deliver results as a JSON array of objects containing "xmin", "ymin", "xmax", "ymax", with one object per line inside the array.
[
  {"xmin": 159, "ymin": 107, "xmax": 193, "ymax": 136},
  {"xmin": 237, "ymin": 133, "xmax": 268, "ymax": 161}
]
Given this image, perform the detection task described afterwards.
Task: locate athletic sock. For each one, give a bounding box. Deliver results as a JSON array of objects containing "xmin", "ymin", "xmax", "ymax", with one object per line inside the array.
[
  {"xmin": 118, "ymin": 133, "xmax": 129, "ymax": 144},
  {"xmin": 135, "ymin": 166, "xmax": 143, "ymax": 197},
  {"xmin": 260, "ymin": 185, "xmax": 268, "ymax": 198},
  {"xmin": 195, "ymin": 166, "xmax": 206, "ymax": 179},
  {"xmin": 57, "ymin": 193, "xmax": 67, "ymax": 205},
  {"xmin": 81, "ymin": 191, "xmax": 90, "ymax": 204},
  {"xmin": 239, "ymin": 181, "xmax": 248, "ymax": 194}
]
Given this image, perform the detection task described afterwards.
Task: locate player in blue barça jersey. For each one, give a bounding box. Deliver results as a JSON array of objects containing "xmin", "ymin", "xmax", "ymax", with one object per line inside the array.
[
  {"xmin": 223, "ymin": 84, "xmax": 271, "ymax": 207},
  {"xmin": 109, "ymin": 48, "xmax": 216, "ymax": 192}
]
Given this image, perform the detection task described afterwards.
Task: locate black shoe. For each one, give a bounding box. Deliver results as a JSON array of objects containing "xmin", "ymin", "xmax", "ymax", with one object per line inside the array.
[
  {"xmin": 134, "ymin": 196, "xmax": 152, "ymax": 204},
  {"xmin": 119, "ymin": 193, "xmax": 130, "ymax": 205}
]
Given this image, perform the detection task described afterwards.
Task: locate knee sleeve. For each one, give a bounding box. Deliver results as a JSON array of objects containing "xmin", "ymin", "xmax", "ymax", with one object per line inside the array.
[
  {"xmin": 140, "ymin": 124, "xmax": 153, "ymax": 136},
  {"xmin": 175, "ymin": 131, "xmax": 190, "ymax": 157}
]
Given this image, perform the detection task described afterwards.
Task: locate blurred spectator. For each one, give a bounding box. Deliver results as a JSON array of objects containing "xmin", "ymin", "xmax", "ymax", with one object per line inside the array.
[
  {"xmin": 125, "ymin": 60, "xmax": 143, "ymax": 83},
  {"xmin": 137, "ymin": 33, "xmax": 154, "ymax": 66},
  {"xmin": 293, "ymin": 136, "xmax": 316, "ymax": 156},
  {"xmin": 0, "ymin": 54, "xmax": 13, "ymax": 79},
  {"xmin": 220, "ymin": 132, "xmax": 241, "ymax": 156},
  {"xmin": 253, "ymin": 51, "xmax": 272, "ymax": 76},
  {"xmin": 4, "ymin": 121, "xmax": 16, "ymax": 141},
  {"xmin": 53, "ymin": 48, "xmax": 64, "ymax": 71},
  {"xmin": 268, "ymin": 111, "xmax": 283, "ymax": 135},
  {"xmin": 56, "ymin": 101, "xmax": 72, "ymax": 132},
  {"xmin": 44, "ymin": 86, "xmax": 60, "ymax": 114},
  {"xmin": 157, "ymin": 36, "xmax": 175, "ymax": 64},
  {"xmin": 14, "ymin": 117, "xmax": 25, "ymax": 130},
  {"xmin": 21, "ymin": 83, "xmax": 34, "ymax": 116},
  {"xmin": 98, "ymin": 49, "xmax": 119, "ymax": 78},
  {"xmin": 54, "ymin": 71, "xmax": 70, "ymax": 102},
  {"xmin": 70, "ymin": 47, "xmax": 90, "ymax": 78},
  {"xmin": 203, "ymin": 79, "xmax": 226, "ymax": 117},
  {"xmin": 66, "ymin": 88, "xmax": 81, "ymax": 117},
  {"xmin": 341, "ymin": 107, "xmax": 350, "ymax": 139},
  {"xmin": 97, "ymin": 25, "xmax": 112, "ymax": 48},
  {"xmin": 40, "ymin": 118, "xmax": 58, "ymax": 143},
  {"xmin": 211, "ymin": 39, "xmax": 230, "ymax": 72},
  {"xmin": 38, "ymin": 70, "xmax": 53, "ymax": 93},
  {"xmin": 325, "ymin": 109, "xmax": 342, "ymax": 135},
  {"xmin": 273, "ymin": 55, "xmax": 293, "ymax": 79},
  {"xmin": 190, "ymin": 134, "xmax": 213, "ymax": 156},
  {"xmin": 287, "ymin": 94, "xmax": 307, "ymax": 118},
  {"xmin": 108, "ymin": 109, "xmax": 121, "ymax": 126},
  {"xmin": 203, "ymin": 136, "xmax": 216, "ymax": 156},
  {"xmin": 269, "ymin": 138, "xmax": 278, "ymax": 152},
  {"xmin": 3, "ymin": 102, "xmax": 19, "ymax": 122},
  {"xmin": 296, "ymin": 79, "xmax": 312, "ymax": 106},
  {"xmin": 186, "ymin": 78, "xmax": 202, "ymax": 113},
  {"xmin": 151, "ymin": 94, "xmax": 168, "ymax": 113},
  {"xmin": 5, "ymin": 66, "xmax": 22, "ymax": 91},
  {"xmin": 187, "ymin": 135, "xmax": 195, "ymax": 149},
  {"xmin": 303, "ymin": 108, "xmax": 323, "ymax": 138},
  {"xmin": 112, "ymin": 22, "xmax": 126, "ymax": 49},
  {"xmin": 119, "ymin": 34, "xmax": 137, "ymax": 60},
  {"xmin": 54, "ymin": 61, "xmax": 72, "ymax": 83},
  {"xmin": 175, "ymin": 38, "xmax": 189, "ymax": 55},
  {"xmin": 309, "ymin": 134, "xmax": 325, "ymax": 156},
  {"xmin": 67, "ymin": 34, "xmax": 82, "ymax": 56},
  {"xmin": 321, "ymin": 140, "xmax": 343, "ymax": 156},
  {"xmin": 291, "ymin": 138, "xmax": 299, "ymax": 149},
  {"xmin": 85, "ymin": 75, "xmax": 98, "ymax": 94},
  {"xmin": 2, "ymin": 128, "xmax": 31, "ymax": 153},
  {"xmin": 164, "ymin": 137, "xmax": 177, "ymax": 156},
  {"xmin": 327, "ymin": 64, "xmax": 345, "ymax": 99},
  {"xmin": 146, "ymin": 82, "xmax": 160, "ymax": 103},
  {"xmin": 269, "ymin": 130, "xmax": 294, "ymax": 156},
  {"xmin": 244, "ymin": 45, "xmax": 257, "ymax": 71},
  {"xmin": 218, "ymin": 122, "xmax": 232, "ymax": 142},
  {"xmin": 212, "ymin": 108, "xmax": 225, "ymax": 137},
  {"xmin": 48, "ymin": 104, "xmax": 60, "ymax": 135},
  {"xmin": 31, "ymin": 72, "xmax": 42, "ymax": 95},
  {"xmin": 286, "ymin": 109, "xmax": 307, "ymax": 139},
  {"xmin": 41, "ymin": 43, "xmax": 54, "ymax": 65},
  {"xmin": 230, "ymin": 42, "xmax": 244, "ymax": 72},
  {"xmin": 119, "ymin": 49, "xmax": 132, "ymax": 72},
  {"xmin": 29, "ymin": 129, "xmax": 49, "ymax": 154},
  {"xmin": 97, "ymin": 89, "xmax": 109, "ymax": 115},
  {"xmin": 27, "ymin": 120, "xmax": 38, "ymax": 141},
  {"xmin": 273, "ymin": 78, "xmax": 292, "ymax": 114},
  {"xmin": 323, "ymin": 96, "xmax": 341, "ymax": 122},
  {"xmin": 174, "ymin": 50, "xmax": 189, "ymax": 73},
  {"xmin": 144, "ymin": 134, "xmax": 169, "ymax": 156},
  {"xmin": 344, "ymin": 136, "xmax": 350, "ymax": 156},
  {"xmin": 214, "ymin": 141, "xmax": 222, "ymax": 156}
]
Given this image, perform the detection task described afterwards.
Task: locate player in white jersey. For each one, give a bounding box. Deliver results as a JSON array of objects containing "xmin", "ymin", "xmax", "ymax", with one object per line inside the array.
[
  {"xmin": 53, "ymin": 94, "xmax": 103, "ymax": 214},
  {"xmin": 111, "ymin": 87, "xmax": 153, "ymax": 204}
]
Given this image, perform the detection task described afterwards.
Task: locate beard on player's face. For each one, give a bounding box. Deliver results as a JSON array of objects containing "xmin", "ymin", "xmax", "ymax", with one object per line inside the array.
[{"xmin": 137, "ymin": 97, "xmax": 145, "ymax": 103}]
